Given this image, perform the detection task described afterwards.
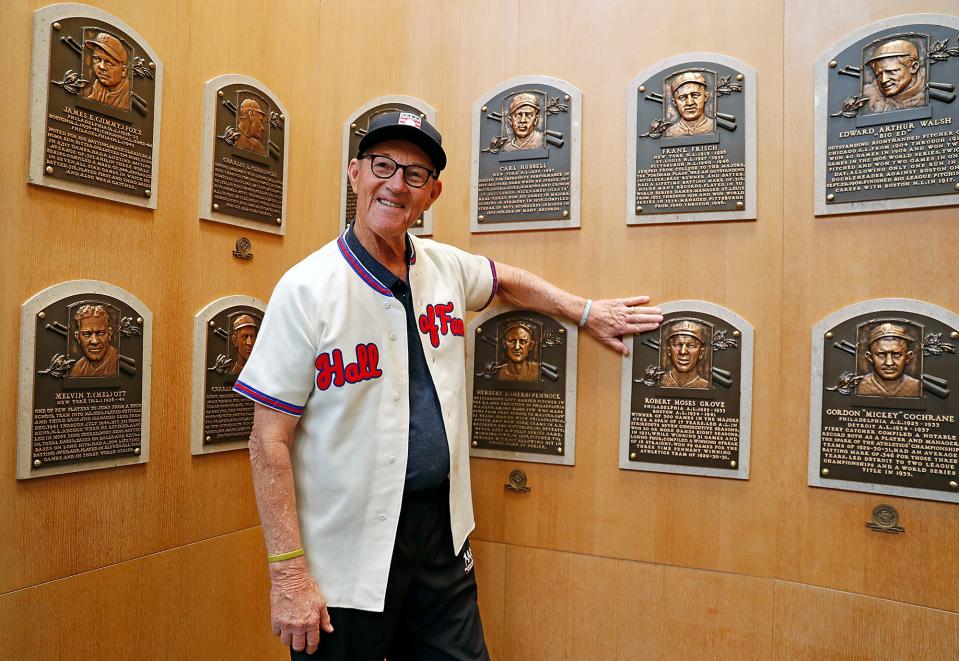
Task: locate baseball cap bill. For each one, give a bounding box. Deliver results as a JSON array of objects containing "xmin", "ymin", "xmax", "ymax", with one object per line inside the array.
[{"xmin": 358, "ymin": 111, "xmax": 447, "ymax": 173}]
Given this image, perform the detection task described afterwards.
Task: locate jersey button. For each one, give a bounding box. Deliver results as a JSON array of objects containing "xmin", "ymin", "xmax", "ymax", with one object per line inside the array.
[
  {"xmin": 390, "ymin": 333, "xmax": 397, "ymax": 341},
  {"xmin": 378, "ymin": 513, "xmax": 387, "ymax": 521},
  {"xmin": 388, "ymin": 456, "xmax": 396, "ymax": 464},
  {"xmin": 392, "ymin": 393, "xmax": 400, "ymax": 401},
  {"xmin": 383, "ymin": 302, "xmax": 391, "ymax": 309}
]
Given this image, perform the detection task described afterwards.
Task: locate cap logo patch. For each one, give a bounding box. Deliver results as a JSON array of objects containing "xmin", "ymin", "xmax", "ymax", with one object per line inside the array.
[{"xmin": 398, "ymin": 112, "xmax": 422, "ymax": 128}]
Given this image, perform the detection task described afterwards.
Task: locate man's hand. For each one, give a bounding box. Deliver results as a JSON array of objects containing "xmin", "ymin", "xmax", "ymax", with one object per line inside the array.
[
  {"xmin": 269, "ymin": 560, "xmax": 334, "ymax": 654},
  {"xmin": 584, "ymin": 296, "xmax": 662, "ymax": 355}
]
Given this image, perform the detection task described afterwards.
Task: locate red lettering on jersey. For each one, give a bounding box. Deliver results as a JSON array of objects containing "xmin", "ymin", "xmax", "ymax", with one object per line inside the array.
[
  {"xmin": 315, "ymin": 343, "xmax": 382, "ymax": 391},
  {"xmin": 418, "ymin": 302, "xmax": 464, "ymax": 348}
]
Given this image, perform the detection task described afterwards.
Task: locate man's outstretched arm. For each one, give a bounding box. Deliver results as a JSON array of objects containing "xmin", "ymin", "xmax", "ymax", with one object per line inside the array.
[
  {"xmin": 494, "ymin": 263, "xmax": 662, "ymax": 355},
  {"xmin": 249, "ymin": 404, "xmax": 333, "ymax": 654}
]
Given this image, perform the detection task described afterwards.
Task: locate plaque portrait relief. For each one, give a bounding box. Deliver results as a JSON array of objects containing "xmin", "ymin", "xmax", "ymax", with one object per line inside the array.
[
  {"xmin": 192, "ymin": 296, "xmax": 266, "ymax": 455},
  {"xmin": 28, "ymin": 5, "xmax": 163, "ymax": 208},
  {"xmin": 810, "ymin": 299, "xmax": 959, "ymax": 503},
  {"xmin": 628, "ymin": 53, "xmax": 756, "ymax": 224},
  {"xmin": 620, "ymin": 302, "xmax": 753, "ymax": 480},
  {"xmin": 471, "ymin": 76, "xmax": 582, "ymax": 233},
  {"xmin": 468, "ymin": 307, "xmax": 577, "ymax": 465},
  {"xmin": 18, "ymin": 281, "xmax": 153, "ymax": 480},
  {"xmin": 341, "ymin": 97, "xmax": 436, "ymax": 236},
  {"xmin": 815, "ymin": 14, "xmax": 959, "ymax": 215},
  {"xmin": 199, "ymin": 75, "xmax": 289, "ymax": 235}
]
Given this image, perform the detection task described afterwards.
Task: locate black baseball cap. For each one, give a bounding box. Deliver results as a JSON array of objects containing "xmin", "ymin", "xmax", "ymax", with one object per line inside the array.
[{"xmin": 357, "ymin": 111, "xmax": 447, "ymax": 173}]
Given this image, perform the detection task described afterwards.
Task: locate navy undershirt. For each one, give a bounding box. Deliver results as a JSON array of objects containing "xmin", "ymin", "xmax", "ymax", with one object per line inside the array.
[{"xmin": 345, "ymin": 226, "xmax": 450, "ymax": 492}]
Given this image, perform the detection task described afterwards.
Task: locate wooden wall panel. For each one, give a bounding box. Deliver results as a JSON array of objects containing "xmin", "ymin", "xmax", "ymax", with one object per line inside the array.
[
  {"xmin": 0, "ymin": 527, "xmax": 284, "ymax": 661},
  {"xmin": 471, "ymin": 539, "xmax": 508, "ymax": 660},
  {"xmin": 779, "ymin": 0, "xmax": 959, "ymax": 612}
]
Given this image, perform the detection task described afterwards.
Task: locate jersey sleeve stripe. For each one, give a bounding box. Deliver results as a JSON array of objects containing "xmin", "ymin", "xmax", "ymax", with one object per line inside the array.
[
  {"xmin": 479, "ymin": 258, "xmax": 498, "ymax": 311},
  {"xmin": 337, "ymin": 236, "xmax": 393, "ymax": 297},
  {"xmin": 233, "ymin": 380, "xmax": 305, "ymax": 416}
]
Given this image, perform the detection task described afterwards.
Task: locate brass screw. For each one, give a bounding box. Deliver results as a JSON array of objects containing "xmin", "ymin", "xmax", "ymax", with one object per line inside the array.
[
  {"xmin": 639, "ymin": 85, "xmax": 646, "ymax": 93},
  {"xmin": 38, "ymin": 311, "xmax": 46, "ymax": 319},
  {"xmin": 275, "ymin": 217, "xmax": 282, "ymax": 225},
  {"xmin": 730, "ymin": 460, "xmax": 738, "ymax": 468},
  {"xmin": 45, "ymin": 166, "xmax": 54, "ymax": 175},
  {"xmin": 826, "ymin": 193, "xmax": 835, "ymax": 202},
  {"xmin": 209, "ymin": 321, "xmax": 216, "ymax": 327},
  {"xmin": 218, "ymin": 90, "xmax": 224, "ymax": 98},
  {"xmin": 134, "ymin": 448, "xmax": 141, "ymax": 455},
  {"xmin": 949, "ymin": 481, "xmax": 958, "ymax": 490},
  {"xmin": 732, "ymin": 330, "xmax": 740, "ymax": 337},
  {"xmin": 556, "ymin": 447, "xmax": 563, "ymax": 454},
  {"xmin": 350, "ymin": 122, "xmax": 357, "ymax": 129},
  {"xmin": 149, "ymin": 62, "xmax": 155, "ymax": 70},
  {"xmin": 213, "ymin": 203, "xmax": 220, "ymax": 211},
  {"xmin": 476, "ymin": 327, "xmax": 482, "ymax": 334},
  {"xmin": 736, "ymin": 73, "xmax": 744, "ymax": 81},
  {"xmin": 563, "ymin": 95, "xmax": 570, "ymax": 101},
  {"xmin": 136, "ymin": 317, "xmax": 143, "ymax": 324},
  {"xmin": 420, "ymin": 113, "xmax": 425, "ymax": 118},
  {"xmin": 481, "ymin": 105, "xmax": 487, "ymax": 112},
  {"xmin": 736, "ymin": 201, "xmax": 744, "ymax": 209},
  {"xmin": 629, "ymin": 452, "xmax": 637, "ymax": 460},
  {"xmin": 144, "ymin": 189, "xmax": 151, "ymax": 197},
  {"xmin": 951, "ymin": 331, "xmax": 959, "ymax": 339},
  {"xmin": 821, "ymin": 468, "xmax": 830, "ymax": 476},
  {"xmin": 52, "ymin": 22, "xmax": 61, "ymax": 30},
  {"xmin": 471, "ymin": 441, "xmax": 478, "ymax": 447},
  {"xmin": 205, "ymin": 436, "xmax": 212, "ymax": 443},
  {"xmin": 636, "ymin": 206, "xmax": 643, "ymax": 213},
  {"xmin": 34, "ymin": 459, "xmax": 41, "ymax": 467},
  {"xmin": 279, "ymin": 114, "xmax": 284, "ymax": 120},
  {"xmin": 829, "ymin": 60, "xmax": 838, "ymax": 69},
  {"xmin": 954, "ymin": 183, "xmax": 959, "ymax": 192},
  {"xmin": 562, "ymin": 210, "xmax": 569, "ymax": 217},
  {"xmin": 825, "ymin": 332, "xmax": 833, "ymax": 339},
  {"xmin": 478, "ymin": 215, "xmax": 485, "ymax": 221}
]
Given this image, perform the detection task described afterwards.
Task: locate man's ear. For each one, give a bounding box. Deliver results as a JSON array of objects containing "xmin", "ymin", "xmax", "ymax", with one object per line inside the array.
[
  {"xmin": 424, "ymin": 178, "xmax": 443, "ymax": 211},
  {"xmin": 347, "ymin": 158, "xmax": 360, "ymax": 194}
]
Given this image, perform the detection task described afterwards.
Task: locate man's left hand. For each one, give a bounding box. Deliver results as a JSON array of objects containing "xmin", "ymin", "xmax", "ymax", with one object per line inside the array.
[{"xmin": 584, "ymin": 296, "xmax": 662, "ymax": 355}]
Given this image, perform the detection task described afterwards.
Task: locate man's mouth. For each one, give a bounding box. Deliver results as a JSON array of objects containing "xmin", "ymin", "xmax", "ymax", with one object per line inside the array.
[{"xmin": 377, "ymin": 198, "xmax": 403, "ymax": 209}]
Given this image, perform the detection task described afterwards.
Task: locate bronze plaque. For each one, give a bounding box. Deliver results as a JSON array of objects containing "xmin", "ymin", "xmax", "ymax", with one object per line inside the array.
[
  {"xmin": 471, "ymin": 76, "xmax": 581, "ymax": 232},
  {"xmin": 18, "ymin": 281, "xmax": 152, "ymax": 479},
  {"xmin": 629, "ymin": 54, "xmax": 756, "ymax": 223},
  {"xmin": 621, "ymin": 302, "xmax": 753, "ymax": 479},
  {"xmin": 468, "ymin": 307, "xmax": 577, "ymax": 465},
  {"xmin": 29, "ymin": 7, "xmax": 161, "ymax": 206},
  {"xmin": 341, "ymin": 98, "xmax": 434, "ymax": 236},
  {"xmin": 192, "ymin": 297, "xmax": 265, "ymax": 455},
  {"xmin": 816, "ymin": 15, "xmax": 959, "ymax": 215},
  {"xmin": 810, "ymin": 300, "xmax": 959, "ymax": 502},
  {"xmin": 201, "ymin": 76, "xmax": 287, "ymax": 232}
]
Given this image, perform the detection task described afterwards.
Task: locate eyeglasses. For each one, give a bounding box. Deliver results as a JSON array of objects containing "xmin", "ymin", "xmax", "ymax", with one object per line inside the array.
[{"xmin": 361, "ymin": 154, "xmax": 436, "ymax": 188}]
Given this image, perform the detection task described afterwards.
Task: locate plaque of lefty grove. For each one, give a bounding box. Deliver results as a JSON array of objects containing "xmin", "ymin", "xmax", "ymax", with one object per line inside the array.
[
  {"xmin": 628, "ymin": 54, "xmax": 757, "ymax": 224},
  {"xmin": 620, "ymin": 301, "xmax": 754, "ymax": 479},
  {"xmin": 810, "ymin": 299, "xmax": 959, "ymax": 503},
  {"xmin": 815, "ymin": 14, "xmax": 959, "ymax": 216},
  {"xmin": 341, "ymin": 97, "xmax": 436, "ymax": 237},
  {"xmin": 17, "ymin": 280, "xmax": 153, "ymax": 480},
  {"xmin": 471, "ymin": 76, "xmax": 582, "ymax": 233},
  {"xmin": 191, "ymin": 296, "xmax": 266, "ymax": 455},
  {"xmin": 28, "ymin": 4, "xmax": 163, "ymax": 208},
  {"xmin": 199, "ymin": 75, "xmax": 289, "ymax": 235},
  {"xmin": 467, "ymin": 307, "xmax": 577, "ymax": 465}
]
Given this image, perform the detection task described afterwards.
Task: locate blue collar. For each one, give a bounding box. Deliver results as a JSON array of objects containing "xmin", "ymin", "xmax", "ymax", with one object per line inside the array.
[{"xmin": 337, "ymin": 224, "xmax": 416, "ymax": 297}]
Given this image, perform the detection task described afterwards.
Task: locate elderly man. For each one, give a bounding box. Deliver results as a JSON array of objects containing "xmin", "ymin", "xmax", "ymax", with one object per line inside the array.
[
  {"xmin": 864, "ymin": 38, "xmax": 927, "ymax": 113},
  {"xmin": 236, "ymin": 97, "xmax": 269, "ymax": 156},
  {"xmin": 82, "ymin": 32, "xmax": 131, "ymax": 110},
  {"xmin": 664, "ymin": 71, "xmax": 715, "ymax": 138},
  {"xmin": 503, "ymin": 92, "xmax": 545, "ymax": 151},
  {"xmin": 660, "ymin": 320, "xmax": 710, "ymax": 389},
  {"xmin": 856, "ymin": 322, "xmax": 922, "ymax": 397},
  {"xmin": 497, "ymin": 319, "xmax": 540, "ymax": 382},
  {"xmin": 229, "ymin": 314, "xmax": 259, "ymax": 375},
  {"xmin": 234, "ymin": 111, "xmax": 661, "ymax": 659},
  {"xmin": 69, "ymin": 304, "xmax": 119, "ymax": 378}
]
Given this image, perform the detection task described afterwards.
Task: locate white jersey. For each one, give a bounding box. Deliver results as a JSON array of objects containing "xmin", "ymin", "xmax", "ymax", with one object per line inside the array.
[{"xmin": 234, "ymin": 230, "xmax": 497, "ymax": 611}]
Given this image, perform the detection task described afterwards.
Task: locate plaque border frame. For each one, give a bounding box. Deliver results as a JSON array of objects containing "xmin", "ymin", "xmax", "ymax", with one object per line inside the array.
[
  {"xmin": 619, "ymin": 300, "xmax": 754, "ymax": 480},
  {"xmin": 470, "ymin": 75, "xmax": 583, "ymax": 234},
  {"xmin": 466, "ymin": 304, "xmax": 578, "ymax": 466},
  {"xmin": 17, "ymin": 279, "xmax": 154, "ymax": 480},
  {"xmin": 191, "ymin": 295, "xmax": 267, "ymax": 456},
  {"xmin": 28, "ymin": 3, "xmax": 165, "ymax": 209},
  {"xmin": 198, "ymin": 74, "xmax": 290, "ymax": 235},
  {"xmin": 340, "ymin": 95, "xmax": 437, "ymax": 237},
  {"xmin": 809, "ymin": 297, "xmax": 959, "ymax": 503},
  {"xmin": 814, "ymin": 13, "xmax": 959, "ymax": 217},
  {"xmin": 626, "ymin": 52, "xmax": 758, "ymax": 225}
]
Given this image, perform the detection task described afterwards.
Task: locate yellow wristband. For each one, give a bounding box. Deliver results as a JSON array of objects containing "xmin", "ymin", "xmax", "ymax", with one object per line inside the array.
[{"xmin": 267, "ymin": 548, "xmax": 304, "ymax": 563}]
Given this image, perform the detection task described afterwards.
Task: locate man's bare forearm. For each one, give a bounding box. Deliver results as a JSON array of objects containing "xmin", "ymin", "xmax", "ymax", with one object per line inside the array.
[{"xmin": 495, "ymin": 263, "xmax": 587, "ymax": 321}]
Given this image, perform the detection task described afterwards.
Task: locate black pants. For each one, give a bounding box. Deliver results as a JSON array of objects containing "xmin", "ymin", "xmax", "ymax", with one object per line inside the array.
[{"xmin": 291, "ymin": 482, "xmax": 489, "ymax": 661}]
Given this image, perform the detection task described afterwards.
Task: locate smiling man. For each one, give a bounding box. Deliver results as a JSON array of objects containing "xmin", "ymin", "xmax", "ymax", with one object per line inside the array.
[
  {"xmin": 664, "ymin": 71, "xmax": 715, "ymax": 138},
  {"xmin": 234, "ymin": 111, "xmax": 662, "ymax": 660},
  {"xmin": 864, "ymin": 38, "xmax": 927, "ymax": 113},
  {"xmin": 69, "ymin": 304, "xmax": 119, "ymax": 378}
]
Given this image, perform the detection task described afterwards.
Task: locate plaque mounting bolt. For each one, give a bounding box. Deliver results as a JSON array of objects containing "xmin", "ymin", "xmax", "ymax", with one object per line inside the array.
[
  {"xmin": 471, "ymin": 441, "xmax": 478, "ymax": 447},
  {"xmin": 275, "ymin": 218, "xmax": 282, "ymax": 225},
  {"xmin": 350, "ymin": 123, "xmax": 356, "ymax": 129},
  {"xmin": 732, "ymin": 330, "xmax": 740, "ymax": 337},
  {"xmin": 34, "ymin": 459, "xmax": 41, "ymax": 467},
  {"xmin": 149, "ymin": 62, "xmax": 155, "ymax": 70},
  {"xmin": 218, "ymin": 90, "xmax": 224, "ymax": 98},
  {"xmin": 52, "ymin": 22, "xmax": 61, "ymax": 30},
  {"xmin": 562, "ymin": 210, "xmax": 569, "ymax": 217},
  {"xmin": 481, "ymin": 105, "xmax": 487, "ymax": 113},
  {"xmin": 38, "ymin": 312, "xmax": 46, "ymax": 320},
  {"xmin": 954, "ymin": 183, "xmax": 959, "ymax": 192},
  {"xmin": 636, "ymin": 206, "xmax": 643, "ymax": 213},
  {"xmin": 821, "ymin": 468, "xmax": 830, "ymax": 476},
  {"xmin": 144, "ymin": 189, "xmax": 151, "ymax": 197},
  {"xmin": 563, "ymin": 95, "xmax": 570, "ymax": 101},
  {"xmin": 136, "ymin": 317, "xmax": 143, "ymax": 324},
  {"xmin": 949, "ymin": 481, "xmax": 958, "ymax": 490},
  {"xmin": 630, "ymin": 452, "xmax": 637, "ymax": 460},
  {"xmin": 826, "ymin": 194, "xmax": 835, "ymax": 202},
  {"xmin": 825, "ymin": 332, "xmax": 833, "ymax": 339},
  {"xmin": 730, "ymin": 460, "xmax": 737, "ymax": 468},
  {"xmin": 279, "ymin": 114, "xmax": 284, "ymax": 120},
  {"xmin": 829, "ymin": 60, "xmax": 838, "ymax": 68},
  {"xmin": 639, "ymin": 85, "xmax": 646, "ymax": 93},
  {"xmin": 478, "ymin": 215, "xmax": 485, "ymax": 221},
  {"xmin": 213, "ymin": 203, "xmax": 220, "ymax": 211},
  {"xmin": 556, "ymin": 447, "xmax": 563, "ymax": 454},
  {"xmin": 951, "ymin": 331, "xmax": 959, "ymax": 339},
  {"xmin": 736, "ymin": 201, "xmax": 744, "ymax": 210},
  {"xmin": 205, "ymin": 436, "xmax": 212, "ymax": 443},
  {"xmin": 476, "ymin": 327, "xmax": 482, "ymax": 334},
  {"xmin": 45, "ymin": 166, "xmax": 54, "ymax": 175},
  {"xmin": 134, "ymin": 448, "xmax": 141, "ymax": 455},
  {"xmin": 209, "ymin": 321, "xmax": 216, "ymax": 327},
  {"xmin": 736, "ymin": 73, "xmax": 744, "ymax": 81}
]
